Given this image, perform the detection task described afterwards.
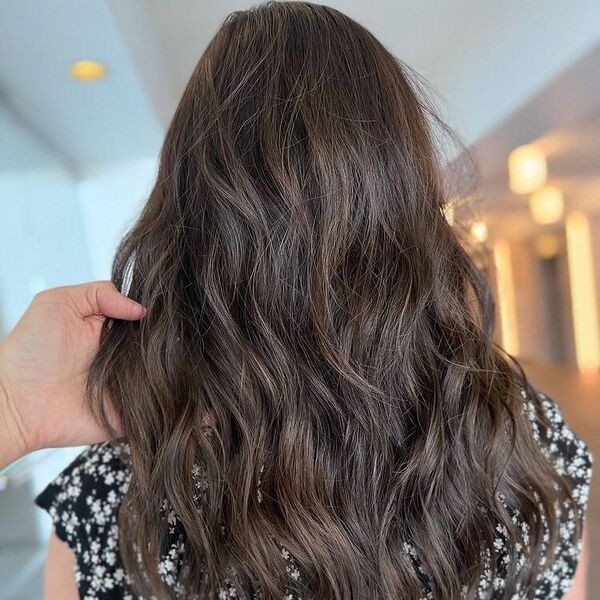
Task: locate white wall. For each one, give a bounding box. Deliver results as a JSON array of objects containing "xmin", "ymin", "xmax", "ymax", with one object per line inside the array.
[
  {"xmin": 0, "ymin": 102, "xmax": 95, "ymax": 598},
  {"xmin": 0, "ymin": 101, "xmax": 159, "ymax": 332},
  {"xmin": 76, "ymin": 157, "xmax": 158, "ymax": 279},
  {"xmin": 0, "ymin": 104, "xmax": 92, "ymax": 334}
]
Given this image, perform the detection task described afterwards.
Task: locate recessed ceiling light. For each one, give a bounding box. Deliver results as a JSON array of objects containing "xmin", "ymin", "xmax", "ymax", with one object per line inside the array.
[
  {"xmin": 529, "ymin": 185, "xmax": 564, "ymax": 225},
  {"xmin": 508, "ymin": 144, "xmax": 547, "ymax": 195},
  {"xmin": 470, "ymin": 220, "xmax": 488, "ymax": 243},
  {"xmin": 69, "ymin": 60, "xmax": 107, "ymax": 82},
  {"xmin": 534, "ymin": 233, "xmax": 560, "ymax": 259}
]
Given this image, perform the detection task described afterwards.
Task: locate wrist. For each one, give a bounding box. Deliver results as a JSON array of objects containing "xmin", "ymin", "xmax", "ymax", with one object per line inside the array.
[{"xmin": 0, "ymin": 345, "xmax": 30, "ymax": 467}]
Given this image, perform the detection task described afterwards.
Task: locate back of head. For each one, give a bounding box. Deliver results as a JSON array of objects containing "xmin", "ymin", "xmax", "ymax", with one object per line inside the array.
[{"xmin": 88, "ymin": 2, "xmax": 575, "ymax": 598}]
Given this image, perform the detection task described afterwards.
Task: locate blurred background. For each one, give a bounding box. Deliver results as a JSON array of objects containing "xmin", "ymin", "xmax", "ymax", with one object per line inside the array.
[{"xmin": 0, "ymin": 1, "xmax": 599, "ymax": 597}]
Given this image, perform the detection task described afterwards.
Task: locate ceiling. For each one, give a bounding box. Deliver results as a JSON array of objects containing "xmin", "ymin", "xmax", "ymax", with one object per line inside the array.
[
  {"xmin": 472, "ymin": 43, "xmax": 600, "ymax": 241},
  {"xmin": 0, "ymin": 0, "xmax": 599, "ymax": 178},
  {"xmin": 0, "ymin": 0, "xmax": 163, "ymax": 173}
]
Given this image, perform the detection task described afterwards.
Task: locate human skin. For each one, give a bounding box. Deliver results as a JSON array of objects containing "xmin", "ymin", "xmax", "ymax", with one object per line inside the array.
[{"xmin": 0, "ymin": 280, "xmax": 147, "ymax": 469}]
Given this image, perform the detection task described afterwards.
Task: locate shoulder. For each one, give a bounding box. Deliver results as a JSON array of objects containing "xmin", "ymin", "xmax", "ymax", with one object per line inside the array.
[{"xmin": 35, "ymin": 441, "xmax": 131, "ymax": 559}]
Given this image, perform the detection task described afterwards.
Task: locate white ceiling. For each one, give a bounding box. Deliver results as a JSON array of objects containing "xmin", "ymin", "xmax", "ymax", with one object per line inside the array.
[
  {"xmin": 0, "ymin": 0, "xmax": 599, "ymax": 175},
  {"xmin": 472, "ymin": 43, "xmax": 600, "ymax": 241},
  {"xmin": 0, "ymin": 0, "xmax": 164, "ymax": 173}
]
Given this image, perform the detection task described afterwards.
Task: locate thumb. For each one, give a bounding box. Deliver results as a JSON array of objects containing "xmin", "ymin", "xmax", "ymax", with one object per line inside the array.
[{"xmin": 75, "ymin": 281, "xmax": 148, "ymax": 321}]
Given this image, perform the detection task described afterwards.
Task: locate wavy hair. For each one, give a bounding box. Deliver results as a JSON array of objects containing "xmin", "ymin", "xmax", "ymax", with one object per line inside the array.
[{"xmin": 88, "ymin": 2, "xmax": 578, "ymax": 598}]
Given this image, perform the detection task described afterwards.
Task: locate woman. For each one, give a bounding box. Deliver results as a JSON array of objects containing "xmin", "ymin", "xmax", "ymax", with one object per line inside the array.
[{"xmin": 0, "ymin": 1, "xmax": 592, "ymax": 598}]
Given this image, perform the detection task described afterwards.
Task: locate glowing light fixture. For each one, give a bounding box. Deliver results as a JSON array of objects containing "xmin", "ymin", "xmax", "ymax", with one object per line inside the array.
[
  {"xmin": 565, "ymin": 212, "xmax": 600, "ymax": 374},
  {"xmin": 493, "ymin": 240, "xmax": 519, "ymax": 355},
  {"xmin": 508, "ymin": 144, "xmax": 547, "ymax": 195},
  {"xmin": 443, "ymin": 203, "xmax": 455, "ymax": 226},
  {"xmin": 69, "ymin": 60, "xmax": 107, "ymax": 81},
  {"xmin": 470, "ymin": 220, "xmax": 488, "ymax": 243},
  {"xmin": 529, "ymin": 185, "xmax": 564, "ymax": 225},
  {"xmin": 533, "ymin": 233, "xmax": 560, "ymax": 259}
]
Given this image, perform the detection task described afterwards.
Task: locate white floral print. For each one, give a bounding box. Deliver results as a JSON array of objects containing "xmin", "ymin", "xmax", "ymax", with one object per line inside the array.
[{"xmin": 36, "ymin": 388, "xmax": 592, "ymax": 599}]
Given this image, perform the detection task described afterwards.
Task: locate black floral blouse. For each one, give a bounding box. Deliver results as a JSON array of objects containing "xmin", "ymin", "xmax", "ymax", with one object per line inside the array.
[{"xmin": 36, "ymin": 388, "xmax": 592, "ymax": 599}]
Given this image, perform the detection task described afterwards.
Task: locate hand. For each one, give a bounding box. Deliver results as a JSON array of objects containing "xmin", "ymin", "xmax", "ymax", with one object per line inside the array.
[{"xmin": 0, "ymin": 281, "xmax": 147, "ymax": 467}]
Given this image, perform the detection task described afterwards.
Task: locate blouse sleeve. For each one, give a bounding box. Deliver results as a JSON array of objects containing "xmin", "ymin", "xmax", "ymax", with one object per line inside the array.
[
  {"xmin": 34, "ymin": 442, "xmax": 131, "ymax": 580},
  {"xmin": 525, "ymin": 388, "xmax": 593, "ymax": 598}
]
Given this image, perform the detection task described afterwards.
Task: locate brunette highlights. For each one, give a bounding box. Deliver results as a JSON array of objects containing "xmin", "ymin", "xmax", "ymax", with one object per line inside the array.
[{"xmin": 88, "ymin": 2, "xmax": 578, "ymax": 598}]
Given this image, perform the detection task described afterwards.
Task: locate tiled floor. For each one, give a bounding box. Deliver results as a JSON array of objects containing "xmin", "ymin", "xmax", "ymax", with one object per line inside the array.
[{"xmin": 0, "ymin": 363, "xmax": 597, "ymax": 599}]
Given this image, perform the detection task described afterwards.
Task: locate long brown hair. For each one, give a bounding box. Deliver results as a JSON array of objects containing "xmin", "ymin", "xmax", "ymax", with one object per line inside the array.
[{"xmin": 88, "ymin": 2, "xmax": 578, "ymax": 598}]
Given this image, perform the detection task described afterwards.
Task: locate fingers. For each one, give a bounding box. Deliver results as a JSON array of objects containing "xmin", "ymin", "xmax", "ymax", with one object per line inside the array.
[{"xmin": 73, "ymin": 281, "xmax": 148, "ymax": 321}]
